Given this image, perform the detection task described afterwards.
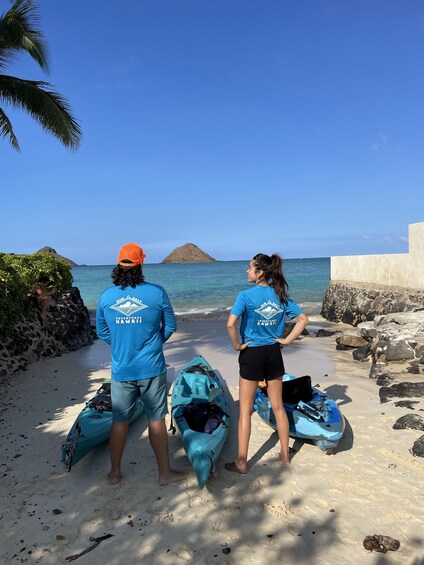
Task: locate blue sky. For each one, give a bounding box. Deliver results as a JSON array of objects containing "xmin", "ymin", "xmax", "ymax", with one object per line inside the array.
[{"xmin": 1, "ymin": 0, "xmax": 423, "ymax": 265}]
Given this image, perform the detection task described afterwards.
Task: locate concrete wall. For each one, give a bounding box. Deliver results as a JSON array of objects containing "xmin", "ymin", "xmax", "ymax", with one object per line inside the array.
[{"xmin": 331, "ymin": 222, "xmax": 424, "ymax": 290}]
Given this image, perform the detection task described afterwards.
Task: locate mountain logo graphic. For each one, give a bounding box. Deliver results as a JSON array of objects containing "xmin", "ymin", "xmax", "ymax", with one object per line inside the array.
[
  {"xmin": 254, "ymin": 301, "xmax": 284, "ymax": 320},
  {"xmin": 110, "ymin": 296, "xmax": 148, "ymax": 317}
]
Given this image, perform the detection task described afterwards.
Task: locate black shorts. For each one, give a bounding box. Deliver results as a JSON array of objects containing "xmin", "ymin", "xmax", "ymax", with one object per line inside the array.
[{"xmin": 238, "ymin": 343, "xmax": 285, "ymax": 382}]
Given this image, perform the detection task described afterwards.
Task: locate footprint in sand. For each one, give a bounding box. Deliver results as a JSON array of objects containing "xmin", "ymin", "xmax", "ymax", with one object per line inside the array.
[{"xmin": 264, "ymin": 500, "xmax": 293, "ymax": 519}]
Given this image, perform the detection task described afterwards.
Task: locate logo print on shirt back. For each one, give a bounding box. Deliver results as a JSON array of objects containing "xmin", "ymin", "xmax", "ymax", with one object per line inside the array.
[
  {"xmin": 110, "ymin": 296, "xmax": 148, "ymax": 317},
  {"xmin": 255, "ymin": 301, "xmax": 283, "ymax": 320}
]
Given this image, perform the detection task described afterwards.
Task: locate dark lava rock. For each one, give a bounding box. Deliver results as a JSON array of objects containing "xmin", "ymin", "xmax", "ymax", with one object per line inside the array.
[
  {"xmin": 379, "ymin": 382, "xmax": 424, "ymax": 403},
  {"xmin": 407, "ymin": 362, "xmax": 421, "ymax": 375},
  {"xmin": 363, "ymin": 534, "xmax": 400, "ymax": 553},
  {"xmin": 376, "ymin": 374, "xmax": 395, "ymax": 386},
  {"xmin": 393, "ymin": 414, "xmax": 424, "ymax": 431},
  {"xmin": 394, "ymin": 400, "xmax": 419, "ymax": 409},
  {"xmin": 352, "ymin": 344, "xmax": 372, "ymax": 362},
  {"xmin": 316, "ymin": 329, "xmax": 336, "ymax": 337},
  {"xmin": 411, "ymin": 435, "xmax": 424, "ymax": 458}
]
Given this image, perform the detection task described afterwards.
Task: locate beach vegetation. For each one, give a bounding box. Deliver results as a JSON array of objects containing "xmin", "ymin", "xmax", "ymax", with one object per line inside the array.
[
  {"xmin": 0, "ymin": 0, "xmax": 81, "ymax": 151},
  {"xmin": 0, "ymin": 252, "xmax": 72, "ymax": 337}
]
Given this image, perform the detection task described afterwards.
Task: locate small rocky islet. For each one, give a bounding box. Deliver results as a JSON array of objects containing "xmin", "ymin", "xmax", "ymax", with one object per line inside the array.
[
  {"xmin": 161, "ymin": 243, "xmax": 216, "ymax": 264},
  {"xmin": 35, "ymin": 246, "xmax": 77, "ymax": 266}
]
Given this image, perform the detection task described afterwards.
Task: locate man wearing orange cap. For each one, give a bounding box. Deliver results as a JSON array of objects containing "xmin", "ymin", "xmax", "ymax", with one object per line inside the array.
[{"xmin": 96, "ymin": 243, "xmax": 185, "ymax": 486}]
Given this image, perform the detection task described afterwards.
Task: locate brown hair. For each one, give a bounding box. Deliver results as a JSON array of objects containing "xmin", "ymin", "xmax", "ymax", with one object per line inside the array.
[{"xmin": 252, "ymin": 253, "xmax": 288, "ymax": 303}]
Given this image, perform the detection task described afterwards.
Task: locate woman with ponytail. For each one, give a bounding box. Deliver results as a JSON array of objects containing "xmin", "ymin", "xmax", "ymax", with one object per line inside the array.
[{"xmin": 225, "ymin": 253, "xmax": 309, "ymax": 473}]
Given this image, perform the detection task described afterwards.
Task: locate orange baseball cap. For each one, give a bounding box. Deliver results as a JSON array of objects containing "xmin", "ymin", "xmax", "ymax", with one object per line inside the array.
[{"xmin": 118, "ymin": 243, "xmax": 146, "ymax": 266}]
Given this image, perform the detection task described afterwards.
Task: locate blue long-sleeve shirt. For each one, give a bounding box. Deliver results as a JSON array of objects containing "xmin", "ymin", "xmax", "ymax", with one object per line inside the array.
[{"xmin": 96, "ymin": 282, "xmax": 176, "ymax": 381}]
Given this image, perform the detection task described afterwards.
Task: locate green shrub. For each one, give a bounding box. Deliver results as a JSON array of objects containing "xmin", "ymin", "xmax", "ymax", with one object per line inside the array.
[{"xmin": 0, "ymin": 253, "xmax": 73, "ymax": 337}]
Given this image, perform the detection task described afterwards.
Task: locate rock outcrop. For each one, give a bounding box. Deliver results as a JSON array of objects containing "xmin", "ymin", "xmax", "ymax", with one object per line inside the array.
[
  {"xmin": 393, "ymin": 414, "xmax": 424, "ymax": 431},
  {"xmin": 35, "ymin": 246, "xmax": 77, "ymax": 266},
  {"xmin": 332, "ymin": 310, "xmax": 424, "ymax": 457},
  {"xmin": 321, "ymin": 281, "xmax": 424, "ymax": 326},
  {"xmin": 412, "ymin": 436, "xmax": 424, "ymax": 457},
  {"xmin": 0, "ymin": 287, "xmax": 95, "ymax": 382},
  {"xmin": 162, "ymin": 243, "xmax": 216, "ymax": 264},
  {"xmin": 358, "ymin": 311, "xmax": 424, "ymax": 365},
  {"xmin": 331, "ymin": 311, "xmax": 424, "ymax": 368}
]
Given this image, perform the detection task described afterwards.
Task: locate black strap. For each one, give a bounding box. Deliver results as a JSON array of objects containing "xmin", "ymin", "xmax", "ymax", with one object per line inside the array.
[
  {"xmin": 185, "ymin": 364, "xmax": 209, "ymax": 375},
  {"xmin": 168, "ymin": 401, "xmax": 229, "ymax": 435}
]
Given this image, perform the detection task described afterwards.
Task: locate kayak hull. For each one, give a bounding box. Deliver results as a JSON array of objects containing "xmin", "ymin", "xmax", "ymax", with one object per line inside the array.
[
  {"xmin": 61, "ymin": 382, "xmax": 144, "ymax": 471},
  {"xmin": 253, "ymin": 374, "xmax": 345, "ymax": 453},
  {"xmin": 171, "ymin": 355, "xmax": 229, "ymax": 488}
]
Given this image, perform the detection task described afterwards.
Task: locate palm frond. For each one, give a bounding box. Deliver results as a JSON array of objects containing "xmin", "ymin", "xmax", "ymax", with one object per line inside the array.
[
  {"xmin": 0, "ymin": 106, "xmax": 20, "ymax": 150},
  {"xmin": 0, "ymin": 0, "xmax": 50, "ymax": 72},
  {"xmin": 0, "ymin": 75, "xmax": 81, "ymax": 149}
]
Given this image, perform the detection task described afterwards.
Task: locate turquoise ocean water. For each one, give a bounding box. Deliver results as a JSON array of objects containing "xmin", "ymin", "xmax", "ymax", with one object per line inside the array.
[{"xmin": 72, "ymin": 258, "xmax": 329, "ymax": 319}]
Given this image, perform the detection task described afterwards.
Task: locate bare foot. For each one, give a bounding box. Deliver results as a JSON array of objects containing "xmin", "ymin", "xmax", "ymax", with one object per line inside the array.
[
  {"xmin": 278, "ymin": 452, "xmax": 291, "ymax": 465},
  {"xmin": 224, "ymin": 461, "xmax": 248, "ymax": 474},
  {"xmin": 159, "ymin": 470, "xmax": 187, "ymax": 487},
  {"xmin": 107, "ymin": 471, "xmax": 122, "ymax": 485}
]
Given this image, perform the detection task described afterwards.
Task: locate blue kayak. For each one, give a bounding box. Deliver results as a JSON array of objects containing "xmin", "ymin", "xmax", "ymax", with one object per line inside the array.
[
  {"xmin": 61, "ymin": 382, "xmax": 144, "ymax": 471},
  {"xmin": 253, "ymin": 374, "xmax": 345, "ymax": 454},
  {"xmin": 170, "ymin": 355, "xmax": 230, "ymax": 488}
]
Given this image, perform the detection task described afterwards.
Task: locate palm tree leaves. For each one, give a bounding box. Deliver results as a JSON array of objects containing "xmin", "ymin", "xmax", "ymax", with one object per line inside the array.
[
  {"xmin": 1, "ymin": 75, "xmax": 81, "ymax": 149},
  {"xmin": 0, "ymin": 0, "xmax": 81, "ymax": 151},
  {"xmin": 0, "ymin": 106, "xmax": 19, "ymax": 149},
  {"xmin": 0, "ymin": 0, "xmax": 50, "ymax": 72}
]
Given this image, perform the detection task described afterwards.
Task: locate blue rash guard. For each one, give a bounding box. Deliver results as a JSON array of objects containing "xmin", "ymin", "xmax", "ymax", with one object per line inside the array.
[
  {"xmin": 230, "ymin": 285, "xmax": 303, "ymax": 347},
  {"xmin": 96, "ymin": 282, "xmax": 176, "ymax": 381}
]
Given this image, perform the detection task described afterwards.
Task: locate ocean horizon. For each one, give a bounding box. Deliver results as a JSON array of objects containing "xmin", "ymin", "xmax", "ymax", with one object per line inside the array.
[{"xmin": 73, "ymin": 258, "xmax": 330, "ymax": 320}]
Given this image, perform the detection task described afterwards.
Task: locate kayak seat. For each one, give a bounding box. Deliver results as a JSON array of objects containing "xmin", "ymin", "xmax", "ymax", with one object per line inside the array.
[
  {"xmin": 260, "ymin": 375, "xmax": 313, "ymax": 404},
  {"xmin": 283, "ymin": 375, "xmax": 313, "ymax": 404}
]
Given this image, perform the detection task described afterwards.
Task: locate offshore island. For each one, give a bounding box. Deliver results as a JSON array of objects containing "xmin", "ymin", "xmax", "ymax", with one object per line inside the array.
[{"xmin": 162, "ymin": 243, "xmax": 216, "ymax": 263}]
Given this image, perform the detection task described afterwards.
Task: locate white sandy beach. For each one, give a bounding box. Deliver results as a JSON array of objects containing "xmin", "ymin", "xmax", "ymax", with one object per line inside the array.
[{"xmin": 1, "ymin": 319, "xmax": 423, "ymax": 564}]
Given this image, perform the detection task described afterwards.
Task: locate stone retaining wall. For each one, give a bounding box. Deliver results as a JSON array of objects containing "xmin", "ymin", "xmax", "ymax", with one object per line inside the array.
[
  {"xmin": 321, "ymin": 281, "xmax": 424, "ymax": 326},
  {"xmin": 0, "ymin": 287, "xmax": 96, "ymax": 381}
]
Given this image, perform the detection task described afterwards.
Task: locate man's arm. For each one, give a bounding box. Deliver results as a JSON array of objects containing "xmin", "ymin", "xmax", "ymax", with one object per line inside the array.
[
  {"xmin": 161, "ymin": 291, "xmax": 176, "ymax": 342},
  {"xmin": 96, "ymin": 301, "xmax": 111, "ymax": 345}
]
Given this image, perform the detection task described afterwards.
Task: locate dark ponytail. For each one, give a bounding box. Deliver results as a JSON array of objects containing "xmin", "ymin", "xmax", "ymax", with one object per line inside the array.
[{"xmin": 252, "ymin": 253, "xmax": 288, "ymax": 303}]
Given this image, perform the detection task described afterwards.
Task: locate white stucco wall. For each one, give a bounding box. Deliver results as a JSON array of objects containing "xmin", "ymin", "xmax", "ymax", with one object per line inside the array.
[{"xmin": 331, "ymin": 222, "xmax": 424, "ymax": 289}]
